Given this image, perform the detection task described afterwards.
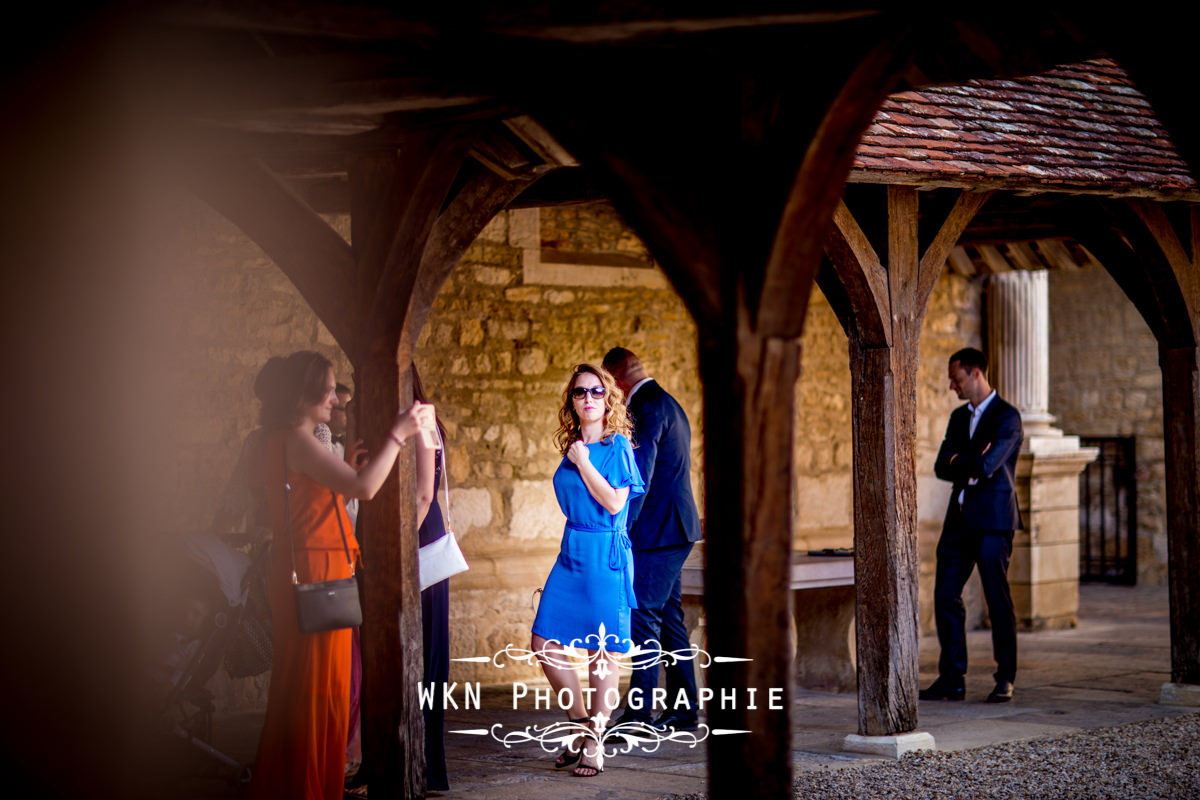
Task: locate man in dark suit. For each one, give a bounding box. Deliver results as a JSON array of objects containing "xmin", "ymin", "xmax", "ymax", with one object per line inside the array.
[
  {"xmin": 921, "ymin": 347, "xmax": 1023, "ymax": 704},
  {"xmin": 603, "ymin": 347, "xmax": 703, "ymax": 731}
]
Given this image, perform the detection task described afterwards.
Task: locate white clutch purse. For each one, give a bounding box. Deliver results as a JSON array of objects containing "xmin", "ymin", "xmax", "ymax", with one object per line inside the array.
[{"xmin": 418, "ymin": 433, "xmax": 469, "ymax": 591}]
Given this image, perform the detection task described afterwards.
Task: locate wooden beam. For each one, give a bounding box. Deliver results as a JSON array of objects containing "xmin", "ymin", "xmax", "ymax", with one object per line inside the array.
[
  {"xmin": 1032, "ymin": 239, "xmax": 1080, "ymax": 271},
  {"xmin": 1053, "ymin": 197, "xmax": 1200, "ymax": 688},
  {"xmin": 403, "ymin": 167, "xmax": 547, "ymax": 349},
  {"xmin": 188, "ymin": 155, "xmax": 356, "ymax": 348},
  {"xmin": 1123, "ymin": 199, "xmax": 1200, "ymax": 688},
  {"xmin": 848, "ymin": 185, "xmax": 922, "ymax": 736},
  {"xmin": 486, "ymin": 10, "xmax": 883, "ymax": 43},
  {"xmin": 823, "ymin": 184, "xmax": 986, "ymax": 736},
  {"xmin": 1158, "ymin": 344, "xmax": 1200, "ymax": 686},
  {"xmin": 826, "ymin": 199, "xmax": 891, "ymax": 347},
  {"xmin": 347, "ymin": 131, "xmax": 474, "ymax": 798},
  {"xmin": 503, "ymin": 115, "xmax": 578, "ymax": 167},
  {"xmin": 1127, "ymin": 199, "xmax": 1200, "ymax": 324},
  {"xmin": 365, "ymin": 131, "xmax": 476, "ymax": 362},
  {"xmin": 946, "ymin": 245, "xmax": 977, "ymax": 276},
  {"xmin": 758, "ymin": 31, "xmax": 913, "ymax": 339},
  {"xmin": 915, "ymin": 190, "xmax": 992, "ymax": 315}
]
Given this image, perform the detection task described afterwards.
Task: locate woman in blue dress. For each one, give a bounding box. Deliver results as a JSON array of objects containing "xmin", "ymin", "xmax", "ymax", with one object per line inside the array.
[{"xmin": 531, "ymin": 363, "xmax": 644, "ymax": 778}]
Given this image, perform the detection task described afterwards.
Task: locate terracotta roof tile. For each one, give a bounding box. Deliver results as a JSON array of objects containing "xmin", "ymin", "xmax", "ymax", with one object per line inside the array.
[{"xmin": 853, "ymin": 59, "xmax": 1196, "ymax": 196}]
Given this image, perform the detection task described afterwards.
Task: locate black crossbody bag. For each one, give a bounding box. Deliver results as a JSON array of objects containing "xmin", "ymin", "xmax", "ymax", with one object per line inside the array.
[{"xmin": 283, "ymin": 444, "xmax": 362, "ymax": 633}]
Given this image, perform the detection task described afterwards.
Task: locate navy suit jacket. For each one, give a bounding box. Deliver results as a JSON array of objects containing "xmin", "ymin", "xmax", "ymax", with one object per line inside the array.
[
  {"xmin": 934, "ymin": 394, "xmax": 1024, "ymax": 532},
  {"xmin": 626, "ymin": 380, "xmax": 703, "ymax": 551}
]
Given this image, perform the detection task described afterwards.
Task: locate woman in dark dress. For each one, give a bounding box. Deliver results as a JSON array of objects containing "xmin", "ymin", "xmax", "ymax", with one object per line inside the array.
[{"xmin": 413, "ymin": 364, "xmax": 450, "ymax": 791}]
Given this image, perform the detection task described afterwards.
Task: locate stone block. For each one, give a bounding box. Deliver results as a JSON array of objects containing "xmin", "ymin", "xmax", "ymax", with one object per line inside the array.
[
  {"xmin": 508, "ymin": 208, "xmax": 539, "ymax": 249},
  {"xmin": 516, "ymin": 348, "xmax": 548, "ymax": 375},
  {"xmin": 509, "ymin": 480, "xmax": 564, "ymax": 540},
  {"xmin": 1159, "ymin": 683, "xmax": 1200, "ymax": 707},
  {"xmin": 1026, "ymin": 580, "xmax": 1078, "ymax": 629},
  {"xmin": 844, "ymin": 732, "xmax": 936, "ymax": 758},
  {"xmin": 1010, "ymin": 541, "xmax": 1079, "ymax": 585},
  {"xmin": 459, "ymin": 318, "xmax": 484, "ymax": 347},
  {"xmin": 1029, "ymin": 475, "xmax": 1084, "ymax": 511},
  {"xmin": 448, "ymin": 487, "xmax": 493, "ymax": 534},
  {"xmin": 795, "ymin": 474, "xmax": 851, "ymax": 529},
  {"xmin": 1030, "ymin": 507, "xmax": 1081, "ymax": 545}
]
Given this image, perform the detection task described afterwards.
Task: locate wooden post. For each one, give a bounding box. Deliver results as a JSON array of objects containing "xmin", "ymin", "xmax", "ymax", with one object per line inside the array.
[
  {"xmin": 354, "ymin": 356, "xmax": 424, "ymax": 796},
  {"xmin": 825, "ymin": 187, "xmax": 990, "ymax": 735},
  {"xmin": 699, "ymin": 324, "xmax": 799, "ymax": 800},
  {"xmin": 191, "ymin": 133, "xmax": 551, "ymax": 797},
  {"xmin": 1053, "ymin": 198, "xmax": 1200, "ymax": 690},
  {"xmin": 1159, "ymin": 345, "xmax": 1200, "ymax": 685}
]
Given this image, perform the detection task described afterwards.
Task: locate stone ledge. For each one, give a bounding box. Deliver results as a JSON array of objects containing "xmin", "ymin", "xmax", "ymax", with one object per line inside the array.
[
  {"xmin": 1159, "ymin": 682, "xmax": 1200, "ymax": 707},
  {"xmin": 843, "ymin": 731, "xmax": 936, "ymax": 758}
]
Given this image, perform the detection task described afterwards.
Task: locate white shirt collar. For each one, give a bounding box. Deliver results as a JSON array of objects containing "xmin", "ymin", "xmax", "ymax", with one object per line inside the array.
[
  {"xmin": 627, "ymin": 377, "xmax": 653, "ymax": 401},
  {"xmin": 969, "ymin": 390, "xmax": 997, "ymax": 417}
]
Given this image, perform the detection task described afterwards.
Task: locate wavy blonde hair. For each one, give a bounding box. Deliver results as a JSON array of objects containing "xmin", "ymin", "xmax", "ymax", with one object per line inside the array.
[{"xmin": 554, "ymin": 363, "xmax": 633, "ymax": 455}]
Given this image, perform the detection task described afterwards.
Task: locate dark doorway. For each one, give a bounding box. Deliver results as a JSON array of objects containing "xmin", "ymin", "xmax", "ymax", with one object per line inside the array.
[{"xmin": 1079, "ymin": 436, "xmax": 1137, "ymax": 584}]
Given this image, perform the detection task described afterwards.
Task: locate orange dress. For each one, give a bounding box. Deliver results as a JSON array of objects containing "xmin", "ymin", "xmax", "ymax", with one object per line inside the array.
[{"xmin": 250, "ymin": 431, "xmax": 360, "ymax": 800}]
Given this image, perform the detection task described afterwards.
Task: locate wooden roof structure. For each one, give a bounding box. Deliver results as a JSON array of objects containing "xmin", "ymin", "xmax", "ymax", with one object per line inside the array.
[{"xmin": 5, "ymin": 5, "xmax": 1200, "ymax": 799}]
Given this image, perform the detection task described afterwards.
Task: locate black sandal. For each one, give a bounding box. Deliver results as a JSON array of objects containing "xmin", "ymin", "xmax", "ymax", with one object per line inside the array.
[
  {"xmin": 553, "ymin": 716, "xmax": 591, "ymax": 769},
  {"xmin": 572, "ymin": 741, "xmax": 604, "ymax": 778}
]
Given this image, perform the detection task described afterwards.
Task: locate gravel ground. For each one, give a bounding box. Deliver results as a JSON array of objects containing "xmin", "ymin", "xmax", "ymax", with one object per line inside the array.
[{"xmin": 666, "ymin": 712, "xmax": 1200, "ymax": 800}]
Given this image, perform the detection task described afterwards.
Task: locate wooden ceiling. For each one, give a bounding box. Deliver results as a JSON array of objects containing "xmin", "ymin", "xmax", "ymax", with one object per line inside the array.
[{"xmin": 127, "ymin": 4, "xmax": 1196, "ymax": 249}]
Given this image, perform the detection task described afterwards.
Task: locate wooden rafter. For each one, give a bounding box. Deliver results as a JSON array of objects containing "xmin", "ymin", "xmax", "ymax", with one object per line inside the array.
[
  {"xmin": 403, "ymin": 166, "xmax": 548, "ymax": 349},
  {"xmin": 188, "ymin": 156, "xmax": 357, "ymax": 348},
  {"xmin": 757, "ymin": 31, "xmax": 913, "ymax": 339}
]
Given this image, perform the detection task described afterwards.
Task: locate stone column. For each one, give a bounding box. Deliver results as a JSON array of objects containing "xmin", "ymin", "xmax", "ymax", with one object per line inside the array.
[{"xmin": 988, "ymin": 270, "xmax": 1097, "ymax": 630}]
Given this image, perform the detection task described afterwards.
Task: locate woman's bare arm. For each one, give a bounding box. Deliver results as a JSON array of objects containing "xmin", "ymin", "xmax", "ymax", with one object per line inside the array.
[{"xmin": 287, "ymin": 402, "xmax": 433, "ymax": 500}]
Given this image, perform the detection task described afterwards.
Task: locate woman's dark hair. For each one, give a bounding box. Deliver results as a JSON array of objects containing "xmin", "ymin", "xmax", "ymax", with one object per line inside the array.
[
  {"xmin": 411, "ymin": 362, "xmax": 446, "ymax": 444},
  {"xmin": 258, "ymin": 351, "xmax": 334, "ymax": 430}
]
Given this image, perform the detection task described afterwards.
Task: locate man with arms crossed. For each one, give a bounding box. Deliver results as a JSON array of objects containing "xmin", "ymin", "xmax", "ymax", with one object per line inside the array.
[
  {"xmin": 603, "ymin": 348, "xmax": 703, "ymax": 731},
  {"xmin": 922, "ymin": 347, "xmax": 1022, "ymax": 704}
]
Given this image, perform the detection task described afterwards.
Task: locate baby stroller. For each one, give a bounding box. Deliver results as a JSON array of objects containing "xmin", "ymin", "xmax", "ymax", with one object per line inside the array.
[{"xmin": 152, "ymin": 531, "xmax": 272, "ymax": 789}]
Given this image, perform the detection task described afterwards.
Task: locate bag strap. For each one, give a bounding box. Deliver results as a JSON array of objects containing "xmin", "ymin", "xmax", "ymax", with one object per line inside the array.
[
  {"xmin": 283, "ymin": 439, "xmax": 356, "ymax": 586},
  {"xmin": 436, "ymin": 426, "xmax": 452, "ymax": 532}
]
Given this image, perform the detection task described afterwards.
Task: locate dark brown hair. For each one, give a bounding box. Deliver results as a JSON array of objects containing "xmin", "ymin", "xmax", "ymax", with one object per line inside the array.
[{"xmin": 258, "ymin": 350, "xmax": 334, "ymax": 430}]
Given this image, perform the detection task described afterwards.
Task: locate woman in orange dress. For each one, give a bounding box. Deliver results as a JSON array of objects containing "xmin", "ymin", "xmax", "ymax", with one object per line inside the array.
[{"xmin": 248, "ymin": 351, "xmax": 433, "ymax": 800}]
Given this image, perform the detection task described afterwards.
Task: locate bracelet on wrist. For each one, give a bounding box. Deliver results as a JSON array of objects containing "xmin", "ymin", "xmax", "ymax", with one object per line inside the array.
[{"xmin": 389, "ymin": 431, "xmax": 406, "ymax": 448}]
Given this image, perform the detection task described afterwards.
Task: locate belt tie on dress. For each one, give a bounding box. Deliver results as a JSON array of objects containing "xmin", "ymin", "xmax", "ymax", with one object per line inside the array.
[{"xmin": 566, "ymin": 521, "xmax": 638, "ymax": 609}]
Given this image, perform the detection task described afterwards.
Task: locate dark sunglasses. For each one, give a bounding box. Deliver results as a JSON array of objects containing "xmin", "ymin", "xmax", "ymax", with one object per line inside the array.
[{"xmin": 571, "ymin": 386, "xmax": 607, "ymax": 399}]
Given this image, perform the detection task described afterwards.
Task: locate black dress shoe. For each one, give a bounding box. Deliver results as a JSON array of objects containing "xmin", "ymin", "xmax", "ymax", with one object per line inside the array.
[
  {"xmin": 986, "ymin": 681, "xmax": 1014, "ymax": 703},
  {"xmin": 918, "ymin": 679, "xmax": 965, "ymax": 701},
  {"xmin": 652, "ymin": 710, "xmax": 699, "ymax": 732}
]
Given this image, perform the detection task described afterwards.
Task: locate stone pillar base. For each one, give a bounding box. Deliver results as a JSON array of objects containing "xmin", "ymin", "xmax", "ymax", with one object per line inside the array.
[
  {"xmin": 843, "ymin": 732, "xmax": 936, "ymax": 758},
  {"xmin": 1011, "ymin": 434, "xmax": 1098, "ymax": 631},
  {"xmin": 1159, "ymin": 682, "xmax": 1200, "ymax": 707}
]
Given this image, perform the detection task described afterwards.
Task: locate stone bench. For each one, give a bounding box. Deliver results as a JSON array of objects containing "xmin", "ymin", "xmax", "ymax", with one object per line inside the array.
[{"xmin": 680, "ymin": 548, "xmax": 857, "ymax": 693}]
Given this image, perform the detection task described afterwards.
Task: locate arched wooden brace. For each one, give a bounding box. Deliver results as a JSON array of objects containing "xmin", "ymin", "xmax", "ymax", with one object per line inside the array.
[
  {"xmin": 506, "ymin": 28, "xmax": 916, "ymax": 799},
  {"xmin": 190, "ymin": 136, "xmax": 548, "ymax": 798},
  {"xmin": 822, "ymin": 186, "xmax": 990, "ymax": 735},
  {"xmin": 1052, "ymin": 198, "xmax": 1200, "ymax": 687}
]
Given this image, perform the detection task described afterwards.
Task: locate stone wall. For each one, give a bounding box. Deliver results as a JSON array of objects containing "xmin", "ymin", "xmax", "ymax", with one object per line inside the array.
[
  {"xmin": 1048, "ymin": 266, "xmax": 1166, "ymax": 586},
  {"xmin": 414, "ymin": 205, "xmax": 702, "ymax": 685},
  {"xmin": 163, "ymin": 198, "xmax": 984, "ymax": 706},
  {"xmin": 153, "ymin": 200, "xmax": 353, "ymax": 711}
]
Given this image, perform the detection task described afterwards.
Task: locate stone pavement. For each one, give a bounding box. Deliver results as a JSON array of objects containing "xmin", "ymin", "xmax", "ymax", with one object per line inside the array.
[{"xmin": 184, "ymin": 584, "xmax": 1198, "ymax": 798}]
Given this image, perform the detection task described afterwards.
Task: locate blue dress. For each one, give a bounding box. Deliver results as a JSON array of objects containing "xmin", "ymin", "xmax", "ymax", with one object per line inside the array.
[{"xmin": 532, "ymin": 433, "xmax": 645, "ymax": 653}]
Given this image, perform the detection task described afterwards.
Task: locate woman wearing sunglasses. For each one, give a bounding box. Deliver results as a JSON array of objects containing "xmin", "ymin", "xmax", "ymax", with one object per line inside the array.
[{"xmin": 531, "ymin": 363, "xmax": 645, "ymax": 777}]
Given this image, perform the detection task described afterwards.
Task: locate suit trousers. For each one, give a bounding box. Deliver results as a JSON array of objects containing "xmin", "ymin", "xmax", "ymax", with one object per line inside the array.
[
  {"xmin": 623, "ymin": 543, "xmax": 698, "ymax": 721},
  {"xmin": 934, "ymin": 503, "xmax": 1018, "ymax": 684}
]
